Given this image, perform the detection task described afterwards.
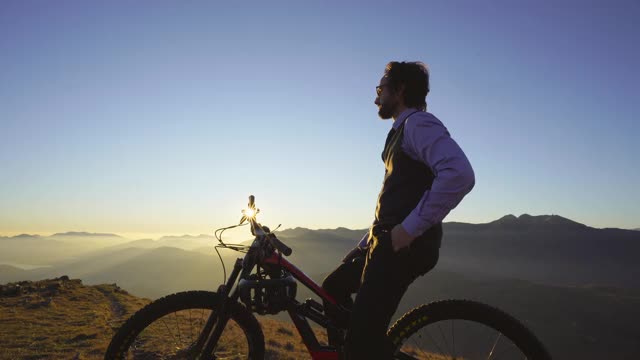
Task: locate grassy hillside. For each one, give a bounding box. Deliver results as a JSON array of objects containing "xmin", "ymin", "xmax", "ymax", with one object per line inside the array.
[
  {"xmin": 0, "ymin": 277, "xmax": 328, "ymax": 359},
  {"xmin": 0, "ymin": 277, "xmax": 146, "ymax": 359},
  {"xmin": 2, "ymin": 275, "xmax": 639, "ymax": 359}
]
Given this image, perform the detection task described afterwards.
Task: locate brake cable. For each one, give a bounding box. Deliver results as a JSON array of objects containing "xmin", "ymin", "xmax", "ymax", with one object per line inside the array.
[{"xmin": 213, "ymin": 223, "xmax": 250, "ymax": 284}]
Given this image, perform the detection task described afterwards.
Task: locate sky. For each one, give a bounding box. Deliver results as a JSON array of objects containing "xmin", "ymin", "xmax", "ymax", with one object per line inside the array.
[{"xmin": 1, "ymin": 0, "xmax": 639, "ymax": 238}]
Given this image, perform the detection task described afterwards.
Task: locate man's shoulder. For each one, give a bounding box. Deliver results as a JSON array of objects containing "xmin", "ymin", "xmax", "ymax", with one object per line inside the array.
[{"xmin": 403, "ymin": 111, "xmax": 447, "ymax": 133}]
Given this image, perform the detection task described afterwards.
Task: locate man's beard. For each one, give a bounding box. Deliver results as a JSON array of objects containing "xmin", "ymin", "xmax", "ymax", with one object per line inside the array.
[{"xmin": 378, "ymin": 103, "xmax": 395, "ymax": 119}]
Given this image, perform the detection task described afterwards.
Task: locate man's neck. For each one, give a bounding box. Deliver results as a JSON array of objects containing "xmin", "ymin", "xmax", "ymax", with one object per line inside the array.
[{"xmin": 392, "ymin": 105, "xmax": 408, "ymax": 121}]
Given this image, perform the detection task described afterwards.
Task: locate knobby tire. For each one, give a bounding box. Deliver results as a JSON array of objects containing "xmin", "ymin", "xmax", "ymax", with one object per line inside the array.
[
  {"xmin": 104, "ymin": 291, "xmax": 265, "ymax": 359},
  {"xmin": 388, "ymin": 299, "xmax": 552, "ymax": 360}
]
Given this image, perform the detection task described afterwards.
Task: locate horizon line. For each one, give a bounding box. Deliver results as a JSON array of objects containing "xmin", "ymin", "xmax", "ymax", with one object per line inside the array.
[{"xmin": 2, "ymin": 214, "xmax": 638, "ymax": 239}]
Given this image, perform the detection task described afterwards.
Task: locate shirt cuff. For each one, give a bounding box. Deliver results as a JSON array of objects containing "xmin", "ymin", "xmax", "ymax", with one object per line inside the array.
[
  {"xmin": 401, "ymin": 212, "xmax": 431, "ymax": 238},
  {"xmin": 357, "ymin": 231, "xmax": 369, "ymax": 248}
]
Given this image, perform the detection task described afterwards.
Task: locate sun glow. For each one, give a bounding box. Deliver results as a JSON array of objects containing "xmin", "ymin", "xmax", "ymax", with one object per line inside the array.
[{"xmin": 243, "ymin": 208, "xmax": 256, "ymax": 218}]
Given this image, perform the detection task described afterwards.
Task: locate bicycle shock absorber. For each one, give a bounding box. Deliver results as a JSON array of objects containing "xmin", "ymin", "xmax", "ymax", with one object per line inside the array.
[{"xmin": 240, "ymin": 238, "xmax": 261, "ymax": 279}]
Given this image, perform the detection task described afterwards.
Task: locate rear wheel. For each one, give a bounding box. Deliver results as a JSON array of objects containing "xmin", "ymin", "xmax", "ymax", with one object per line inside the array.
[
  {"xmin": 105, "ymin": 291, "xmax": 264, "ymax": 359},
  {"xmin": 388, "ymin": 300, "xmax": 551, "ymax": 360}
]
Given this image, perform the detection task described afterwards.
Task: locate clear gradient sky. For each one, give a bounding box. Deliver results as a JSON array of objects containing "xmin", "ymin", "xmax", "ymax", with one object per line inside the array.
[{"xmin": 1, "ymin": 1, "xmax": 638, "ymax": 238}]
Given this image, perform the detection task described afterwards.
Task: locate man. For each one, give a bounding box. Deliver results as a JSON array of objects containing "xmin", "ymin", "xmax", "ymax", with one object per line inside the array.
[{"xmin": 322, "ymin": 61, "xmax": 475, "ymax": 359}]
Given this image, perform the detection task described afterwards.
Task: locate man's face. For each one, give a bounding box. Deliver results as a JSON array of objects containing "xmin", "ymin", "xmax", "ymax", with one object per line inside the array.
[{"xmin": 375, "ymin": 76, "xmax": 398, "ymax": 119}]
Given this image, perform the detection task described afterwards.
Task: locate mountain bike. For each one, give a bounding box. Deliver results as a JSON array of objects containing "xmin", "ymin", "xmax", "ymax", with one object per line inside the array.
[{"xmin": 105, "ymin": 196, "xmax": 552, "ymax": 359}]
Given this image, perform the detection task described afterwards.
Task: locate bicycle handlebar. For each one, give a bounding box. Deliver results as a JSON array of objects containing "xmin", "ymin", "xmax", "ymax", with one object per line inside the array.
[
  {"xmin": 245, "ymin": 195, "xmax": 292, "ymax": 256},
  {"xmin": 269, "ymin": 233, "xmax": 292, "ymax": 256}
]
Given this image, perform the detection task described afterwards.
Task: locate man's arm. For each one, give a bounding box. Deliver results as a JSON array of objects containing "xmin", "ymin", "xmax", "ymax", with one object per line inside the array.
[
  {"xmin": 342, "ymin": 231, "xmax": 369, "ymax": 263},
  {"xmin": 356, "ymin": 231, "xmax": 369, "ymax": 248},
  {"xmin": 393, "ymin": 114, "xmax": 475, "ymax": 250}
]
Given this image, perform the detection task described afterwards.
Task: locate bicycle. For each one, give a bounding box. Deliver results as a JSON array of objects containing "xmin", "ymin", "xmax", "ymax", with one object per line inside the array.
[{"xmin": 105, "ymin": 195, "xmax": 552, "ymax": 359}]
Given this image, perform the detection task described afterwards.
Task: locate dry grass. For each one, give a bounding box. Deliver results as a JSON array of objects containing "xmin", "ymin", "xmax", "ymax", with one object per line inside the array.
[
  {"xmin": 0, "ymin": 277, "xmax": 327, "ymax": 359},
  {"xmin": 0, "ymin": 277, "xmax": 148, "ymax": 359},
  {"xmin": 259, "ymin": 317, "xmax": 329, "ymax": 359},
  {"xmin": 0, "ymin": 277, "xmax": 442, "ymax": 359}
]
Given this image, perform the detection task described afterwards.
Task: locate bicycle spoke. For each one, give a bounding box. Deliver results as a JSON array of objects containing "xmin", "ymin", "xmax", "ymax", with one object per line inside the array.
[
  {"xmin": 451, "ymin": 320, "xmax": 456, "ymax": 360},
  {"xmin": 486, "ymin": 333, "xmax": 503, "ymax": 360},
  {"xmin": 160, "ymin": 317, "xmax": 177, "ymax": 348},
  {"xmin": 409, "ymin": 335, "xmax": 433, "ymax": 359},
  {"xmin": 421, "ymin": 325, "xmax": 448, "ymax": 358},
  {"xmin": 485, "ymin": 340, "xmax": 523, "ymax": 360},
  {"xmin": 174, "ymin": 311, "xmax": 183, "ymax": 347},
  {"xmin": 437, "ymin": 323, "xmax": 452, "ymax": 356},
  {"xmin": 396, "ymin": 317, "xmax": 538, "ymax": 360},
  {"xmin": 122, "ymin": 311, "xmax": 249, "ymax": 358},
  {"xmin": 189, "ymin": 309, "xmax": 193, "ymax": 343}
]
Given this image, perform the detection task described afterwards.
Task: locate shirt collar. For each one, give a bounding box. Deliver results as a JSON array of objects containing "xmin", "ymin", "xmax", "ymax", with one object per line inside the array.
[{"xmin": 392, "ymin": 108, "xmax": 420, "ymax": 130}]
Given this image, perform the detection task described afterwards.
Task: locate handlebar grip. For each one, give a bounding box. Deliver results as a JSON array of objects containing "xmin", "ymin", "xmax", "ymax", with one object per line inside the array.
[
  {"xmin": 269, "ymin": 234, "xmax": 292, "ymax": 256},
  {"xmin": 248, "ymin": 195, "xmax": 255, "ymax": 208}
]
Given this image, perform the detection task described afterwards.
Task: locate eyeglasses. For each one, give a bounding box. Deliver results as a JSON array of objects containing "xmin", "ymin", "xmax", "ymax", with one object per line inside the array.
[{"xmin": 376, "ymin": 84, "xmax": 390, "ymax": 96}]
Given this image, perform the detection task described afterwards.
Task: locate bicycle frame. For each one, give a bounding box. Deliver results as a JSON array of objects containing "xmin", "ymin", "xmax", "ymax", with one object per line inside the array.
[
  {"xmin": 263, "ymin": 253, "xmax": 340, "ymax": 360},
  {"xmin": 196, "ymin": 251, "xmax": 343, "ymax": 360}
]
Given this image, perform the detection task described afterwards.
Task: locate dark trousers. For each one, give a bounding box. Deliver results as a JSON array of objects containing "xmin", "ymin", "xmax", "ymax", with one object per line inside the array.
[{"xmin": 322, "ymin": 227, "xmax": 440, "ymax": 359}]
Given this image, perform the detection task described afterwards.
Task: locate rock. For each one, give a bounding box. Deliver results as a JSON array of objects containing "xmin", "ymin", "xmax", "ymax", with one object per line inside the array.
[
  {"xmin": 68, "ymin": 333, "xmax": 98, "ymax": 343},
  {"xmin": 0, "ymin": 284, "xmax": 23, "ymax": 297}
]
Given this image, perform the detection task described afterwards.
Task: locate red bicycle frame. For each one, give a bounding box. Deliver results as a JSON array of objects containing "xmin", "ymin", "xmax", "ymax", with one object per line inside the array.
[{"xmin": 262, "ymin": 253, "xmax": 341, "ymax": 360}]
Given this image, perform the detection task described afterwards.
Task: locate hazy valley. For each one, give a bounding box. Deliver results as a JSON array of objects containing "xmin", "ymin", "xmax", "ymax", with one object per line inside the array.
[{"xmin": 1, "ymin": 214, "xmax": 640, "ymax": 359}]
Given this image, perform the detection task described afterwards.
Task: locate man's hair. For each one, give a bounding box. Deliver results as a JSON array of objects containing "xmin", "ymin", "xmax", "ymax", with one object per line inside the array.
[{"xmin": 384, "ymin": 61, "xmax": 430, "ymax": 111}]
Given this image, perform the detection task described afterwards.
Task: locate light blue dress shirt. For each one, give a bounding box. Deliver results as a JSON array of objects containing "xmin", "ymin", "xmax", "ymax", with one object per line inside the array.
[{"xmin": 358, "ymin": 108, "xmax": 475, "ymax": 247}]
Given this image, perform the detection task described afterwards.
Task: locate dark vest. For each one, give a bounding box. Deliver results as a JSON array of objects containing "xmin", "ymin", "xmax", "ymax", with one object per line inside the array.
[{"xmin": 373, "ymin": 116, "xmax": 443, "ymax": 246}]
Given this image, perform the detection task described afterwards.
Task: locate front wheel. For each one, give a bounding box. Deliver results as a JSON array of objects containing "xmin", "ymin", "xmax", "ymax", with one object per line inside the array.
[
  {"xmin": 388, "ymin": 300, "xmax": 551, "ymax": 360},
  {"xmin": 105, "ymin": 291, "xmax": 265, "ymax": 359}
]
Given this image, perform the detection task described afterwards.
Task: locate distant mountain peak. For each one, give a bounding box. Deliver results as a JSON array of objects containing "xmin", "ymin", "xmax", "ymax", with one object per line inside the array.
[
  {"xmin": 281, "ymin": 227, "xmax": 311, "ymax": 232},
  {"xmin": 158, "ymin": 234, "xmax": 214, "ymax": 241},
  {"xmin": 51, "ymin": 232, "xmax": 121, "ymax": 237},
  {"xmin": 492, "ymin": 215, "xmax": 518, "ymax": 224},
  {"xmin": 489, "ymin": 214, "xmax": 587, "ymax": 228},
  {"xmin": 12, "ymin": 234, "xmax": 41, "ymax": 238},
  {"xmin": 278, "ymin": 227, "xmax": 312, "ymax": 237}
]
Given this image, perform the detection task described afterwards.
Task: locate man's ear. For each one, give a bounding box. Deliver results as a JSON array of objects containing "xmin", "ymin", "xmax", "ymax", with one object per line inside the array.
[{"xmin": 395, "ymin": 84, "xmax": 406, "ymax": 103}]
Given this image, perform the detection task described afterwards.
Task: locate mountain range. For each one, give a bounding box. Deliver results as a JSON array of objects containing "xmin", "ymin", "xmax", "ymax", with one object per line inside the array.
[
  {"xmin": 3, "ymin": 214, "xmax": 639, "ymax": 289},
  {"xmin": 2, "ymin": 214, "xmax": 640, "ymax": 358}
]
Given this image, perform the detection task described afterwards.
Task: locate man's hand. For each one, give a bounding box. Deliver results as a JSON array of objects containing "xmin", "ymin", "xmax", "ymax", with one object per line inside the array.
[{"xmin": 391, "ymin": 224, "xmax": 416, "ymax": 252}]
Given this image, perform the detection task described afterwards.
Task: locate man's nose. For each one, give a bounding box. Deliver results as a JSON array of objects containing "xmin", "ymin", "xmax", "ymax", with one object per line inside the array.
[{"xmin": 374, "ymin": 97, "xmax": 380, "ymax": 105}]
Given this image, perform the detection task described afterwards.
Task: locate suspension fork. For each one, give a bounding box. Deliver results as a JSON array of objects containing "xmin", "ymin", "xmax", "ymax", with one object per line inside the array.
[{"xmin": 193, "ymin": 258, "xmax": 244, "ymax": 358}]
